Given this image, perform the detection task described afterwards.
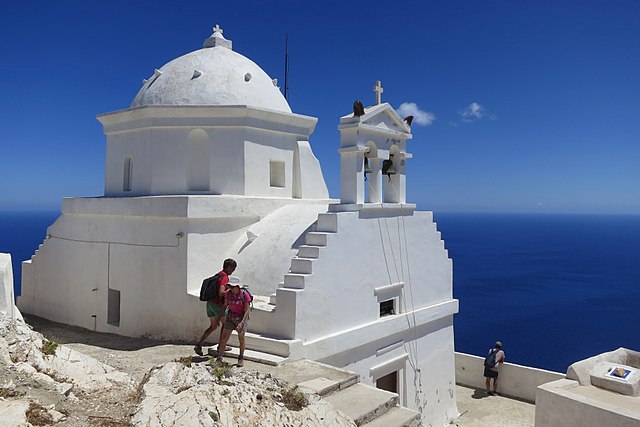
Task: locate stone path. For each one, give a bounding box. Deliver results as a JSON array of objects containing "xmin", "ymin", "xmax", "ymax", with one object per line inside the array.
[{"xmin": 451, "ymin": 385, "xmax": 535, "ymax": 427}]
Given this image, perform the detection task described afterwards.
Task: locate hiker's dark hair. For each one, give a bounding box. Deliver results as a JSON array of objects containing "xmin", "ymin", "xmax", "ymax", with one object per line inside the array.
[{"xmin": 223, "ymin": 258, "xmax": 237, "ymax": 269}]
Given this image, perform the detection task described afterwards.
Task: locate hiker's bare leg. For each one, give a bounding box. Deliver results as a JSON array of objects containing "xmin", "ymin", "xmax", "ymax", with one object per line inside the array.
[
  {"xmin": 216, "ymin": 325, "xmax": 232, "ymax": 353},
  {"xmin": 217, "ymin": 327, "xmax": 232, "ymax": 359},
  {"xmin": 493, "ymin": 378, "xmax": 499, "ymax": 393},
  {"xmin": 485, "ymin": 378, "xmax": 491, "ymax": 393},
  {"xmin": 198, "ymin": 316, "xmax": 219, "ymax": 346},
  {"xmin": 238, "ymin": 330, "xmax": 245, "ymax": 358}
]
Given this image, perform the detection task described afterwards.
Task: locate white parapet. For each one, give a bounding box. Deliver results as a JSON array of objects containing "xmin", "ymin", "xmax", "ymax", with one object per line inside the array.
[
  {"xmin": 455, "ymin": 352, "xmax": 564, "ymax": 403},
  {"xmin": 0, "ymin": 253, "xmax": 23, "ymax": 320}
]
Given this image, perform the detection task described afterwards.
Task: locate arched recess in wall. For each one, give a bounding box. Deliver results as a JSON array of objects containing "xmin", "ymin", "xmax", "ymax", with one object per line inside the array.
[
  {"xmin": 123, "ymin": 156, "xmax": 133, "ymax": 192},
  {"xmin": 188, "ymin": 129, "xmax": 210, "ymax": 191},
  {"xmin": 383, "ymin": 144, "xmax": 401, "ymax": 203},
  {"xmin": 389, "ymin": 144, "xmax": 400, "ymax": 160},
  {"xmin": 365, "ymin": 141, "xmax": 380, "ymax": 203},
  {"xmin": 292, "ymin": 141, "xmax": 301, "ymax": 198},
  {"xmin": 365, "ymin": 140, "xmax": 378, "ymax": 161}
]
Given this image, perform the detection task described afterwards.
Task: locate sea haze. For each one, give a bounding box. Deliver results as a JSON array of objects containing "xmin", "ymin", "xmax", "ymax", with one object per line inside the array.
[
  {"xmin": 2, "ymin": 210, "xmax": 639, "ymax": 372},
  {"xmin": 435, "ymin": 212, "xmax": 640, "ymax": 373}
]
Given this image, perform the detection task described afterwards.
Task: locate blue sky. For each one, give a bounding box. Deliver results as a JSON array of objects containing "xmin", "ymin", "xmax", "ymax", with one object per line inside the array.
[{"xmin": 1, "ymin": 0, "xmax": 638, "ymax": 213}]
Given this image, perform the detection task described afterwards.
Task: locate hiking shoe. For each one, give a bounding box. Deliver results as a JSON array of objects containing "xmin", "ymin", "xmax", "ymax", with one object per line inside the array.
[
  {"xmin": 193, "ymin": 344, "xmax": 203, "ymax": 356},
  {"xmin": 237, "ymin": 357, "xmax": 244, "ymax": 367},
  {"xmin": 215, "ymin": 357, "xmax": 223, "ymax": 364}
]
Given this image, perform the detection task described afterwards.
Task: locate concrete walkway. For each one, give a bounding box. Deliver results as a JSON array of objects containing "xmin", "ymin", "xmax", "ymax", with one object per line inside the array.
[{"xmin": 451, "ymin": 386, "xmax": 535, "ymax": 427}]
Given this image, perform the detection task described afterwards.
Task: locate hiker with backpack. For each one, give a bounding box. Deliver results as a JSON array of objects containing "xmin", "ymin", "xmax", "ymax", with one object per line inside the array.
[
  {"xmin": 483, "ymin": 341, "xmax": 505, "ymax": 396},
  {"xmin": 216, "ymin": 278, "xmax": 252, "ymax": 367},
  {"xmin": 194, "ymin": 258, "xmax": 237, "ymax": 357}
]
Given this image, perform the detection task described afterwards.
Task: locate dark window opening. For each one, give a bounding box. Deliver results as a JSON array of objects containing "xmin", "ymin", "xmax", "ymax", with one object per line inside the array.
[
  {"xmin": 376, "ymin": 371, "xmax": 398, "ymax": 393},
  {"xmin": 380, "ymin": 299, "xmax": 395, "ymax": 317},
  {"xmin": 107, "ymin": 289, "xmax": 121, "ymax": 327}
]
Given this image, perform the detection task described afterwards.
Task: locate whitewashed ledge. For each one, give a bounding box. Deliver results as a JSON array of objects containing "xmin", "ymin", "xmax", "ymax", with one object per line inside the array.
[{"xmin": 455, "ymin": 352, "xmax": 565, "ymax": 402}]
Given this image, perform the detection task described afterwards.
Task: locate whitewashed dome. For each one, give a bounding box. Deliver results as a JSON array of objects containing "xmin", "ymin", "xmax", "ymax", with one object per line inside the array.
[{"xmin": 131, "ymin": 26, "xmax": 291, "ymax": 113}]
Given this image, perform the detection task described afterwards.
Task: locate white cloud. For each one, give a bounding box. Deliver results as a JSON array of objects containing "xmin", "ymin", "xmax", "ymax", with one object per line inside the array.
[
  {"xmin": 458, "ymin": 102, "xmax": 497, "ymax": 123},
  {"xmin": 460, "ymin": 102, "xmax": 485, "ymax": 121},
  {"xmin": 397, "ymin": 102, "xmax": 436, "ymax": 126}
]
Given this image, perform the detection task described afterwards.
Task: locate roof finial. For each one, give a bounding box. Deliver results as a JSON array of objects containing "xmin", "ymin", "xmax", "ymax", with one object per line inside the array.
[
  {"xmin": 203, "ymin": 24, "xmax": 232, "ymax": 49},
  {"xmin": 374, "ymin": 80, "xmax": 384, "ymax": 105}
]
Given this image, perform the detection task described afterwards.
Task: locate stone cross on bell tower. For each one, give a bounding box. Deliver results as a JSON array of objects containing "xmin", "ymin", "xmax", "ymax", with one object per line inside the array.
[{"xmin": 374, "ymin": 80, "xmax": 384, "ymax": 105}]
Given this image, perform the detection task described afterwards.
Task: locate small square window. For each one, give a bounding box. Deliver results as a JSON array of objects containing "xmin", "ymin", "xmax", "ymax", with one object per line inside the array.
[
  {"xmin": 270, "ymin": 161, "xmax": 285, "ymax": 188},
  {"xmin": 380, "ymin": 299, "xmax": 395, "ymax": 317}
]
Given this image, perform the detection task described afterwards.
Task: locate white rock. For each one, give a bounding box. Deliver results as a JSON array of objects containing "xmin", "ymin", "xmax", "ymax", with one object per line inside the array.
[
  {"xmin": 0, "ymin": 399, "xmax": 30, "ymax": 427},
  {"xmin": 132, "ymin": 362, "xmax": 355, "ymax": 427}
]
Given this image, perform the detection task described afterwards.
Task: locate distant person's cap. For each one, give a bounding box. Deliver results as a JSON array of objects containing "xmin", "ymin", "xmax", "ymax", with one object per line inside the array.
[
  {"xmin": 228, "ymin": 276, "xmax": 241, "ymax": 287},
  {"xmin": 495, "ymin": 341, "xmax": 503, "ymax": 348}
]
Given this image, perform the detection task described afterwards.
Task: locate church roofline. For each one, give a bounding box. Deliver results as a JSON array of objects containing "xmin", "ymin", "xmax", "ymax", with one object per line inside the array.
[
  {"xmin": 339, "ymin": 102, "xmax": 412, "ymax": 134},
  {"xmin": 337, "ymin": 122, "xmax": 412, "ymax": 140},
  {"xmin": 97, "ymin": 104, "xmax": 318, "ymax": 136}
]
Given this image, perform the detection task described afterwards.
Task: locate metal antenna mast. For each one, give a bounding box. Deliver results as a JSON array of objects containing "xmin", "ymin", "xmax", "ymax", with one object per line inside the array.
[{"xmin": 284, "ymin": 33, "xmax": 289, "ymax": 101}]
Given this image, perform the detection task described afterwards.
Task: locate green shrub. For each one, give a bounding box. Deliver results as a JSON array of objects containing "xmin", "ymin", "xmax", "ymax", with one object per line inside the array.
[
  {"xmin": 210, "ymin": 359, "xmax": 233, "ymax": 382},
  {"xmin": 41, "ymin": 340, "xmax": 58, "ymax": 356}
]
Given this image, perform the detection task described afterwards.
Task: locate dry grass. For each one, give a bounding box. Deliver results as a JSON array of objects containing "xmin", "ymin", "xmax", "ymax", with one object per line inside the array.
[
  {"xmin": 0, "ymin": 387, "xmax": 25, "ymax": 398},
  {"xmin": 25, "ymin": 402, "xmax": 53, "ymax": 426},
  {"xmin": 88, "ymin": 415, "xmax": 133, "ymax": 426},
  {"xmin": 281, "ymin": 385, "xmax": 309, "ymax": 411},
  {"xmin": 174, "ymin": 356, "xmax": 192, "ymax": 367}
]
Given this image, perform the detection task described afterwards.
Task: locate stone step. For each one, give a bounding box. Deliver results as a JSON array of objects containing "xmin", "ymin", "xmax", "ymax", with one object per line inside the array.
[
  {"xmin": 317, "ymin": 213, "xmax": 338, "ymax": 233},
  {"xmin": 324, "ymin": 383, "xmax": 399, "ymax": 426},
  {"xmin": 269, "ymin": 292, "xmax": 277, "ymax": 305},
  {"xmin": 305, "ymin": 232, "xmax": 330, "ymax": 246},
  {"xmin": 298, "ymin": 377, "xmax": 341, "ymax": 396},
  {"xmin": 361, "ymin": 406, "xmax": 421, "ymax": 427},
  {"xmin": 211, "ymin": 331, "xmax": 292, "ymax": 358},
  {"xmin": 297, "ymin": 245, "xmax": 320, "ymax": 259},
  {"xmin": 290, "ymin": 257, "xmax": 314, "ymax": 274},
  {"xmin": 271, "ymin": 359, "xmax": 359, "ymax": 391},
  {"xmin": 207, "ymin": 346, "xmax": 287, "ymax": 366},
  {"xmin": 283, "ymin": 273, "xmax": 308, "ymax": 289}
]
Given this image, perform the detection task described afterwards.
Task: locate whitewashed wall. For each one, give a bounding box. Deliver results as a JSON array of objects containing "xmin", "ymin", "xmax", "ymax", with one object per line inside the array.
[
  {"xmin": 19, "ymin": 195, "xmax": 330, "ymax": 341},
  {"xmin": 332, "ymin": 316, "xmax": 459, "ymax": 426},
  {"xmin": 99, "ymin": 106, "xmax": 324, "ymax": 199},
  {"xmin": 291, "ymin": 210, "xmax": 452, "ymax": 342}
]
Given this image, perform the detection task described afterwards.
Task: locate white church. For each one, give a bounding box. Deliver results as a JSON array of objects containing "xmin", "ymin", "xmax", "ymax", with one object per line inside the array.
[{"xmin": 19, "ymin": 26, "xmax": 459, "ymax": 424}]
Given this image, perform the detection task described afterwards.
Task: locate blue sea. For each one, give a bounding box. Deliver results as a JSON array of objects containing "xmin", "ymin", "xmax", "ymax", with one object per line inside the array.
[{"xmin": 1, "ymin": 210, "xmax": 639, "ymax": 373}]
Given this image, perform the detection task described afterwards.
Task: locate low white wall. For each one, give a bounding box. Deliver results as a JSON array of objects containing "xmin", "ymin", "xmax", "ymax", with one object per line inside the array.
[
  {"xmin": 535, "ymin": 379, "xmax": 640, "ymax": 427},
  {"xmin": 455, "ymin": 352, "xmax": 564, "ymax": 403}
]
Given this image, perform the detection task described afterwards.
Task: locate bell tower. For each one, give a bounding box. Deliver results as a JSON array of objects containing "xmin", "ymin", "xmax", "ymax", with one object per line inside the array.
[{"xmin": 332, "ymin": 82, "xmax": 414, "ymax": 211}]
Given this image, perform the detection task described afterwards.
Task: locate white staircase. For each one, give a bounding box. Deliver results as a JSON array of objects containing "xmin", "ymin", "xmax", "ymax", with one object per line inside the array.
[
  {"xmin": 269, "ymin": 213, "xmax": 338, "ymax": 305},
  {"xmin": 271, "ymin": 359, "xmax": 421, "ymax": 427}
]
